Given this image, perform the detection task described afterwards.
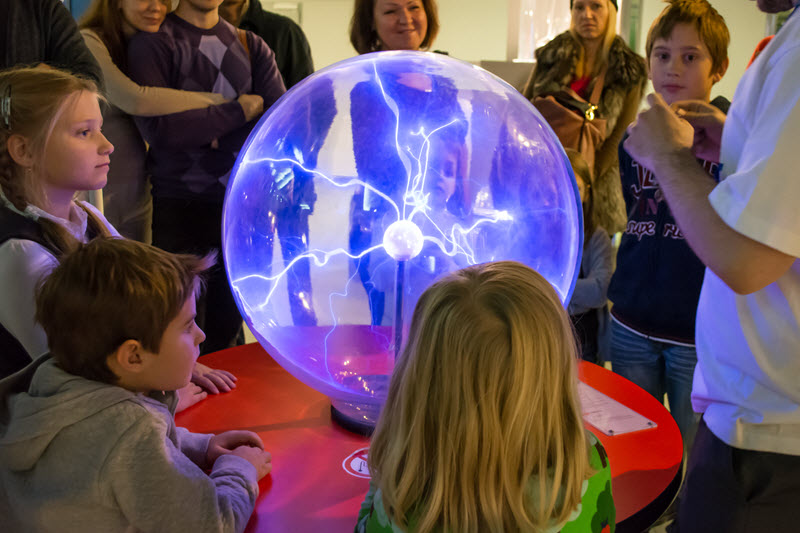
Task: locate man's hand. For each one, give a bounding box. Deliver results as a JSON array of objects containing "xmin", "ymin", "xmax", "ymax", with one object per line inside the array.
[
  {"xmin": 673, "ymin": 100, "xmax": 727, "ymax": 162},
  {"xmin": 624, "ymin": 93, "xmax": 695, "ymax": 173},
  {"xmin": 207, "ymin": 430, "xmax": 264, "ymax": 464},
  {"xmin": 237, "ymin": 94, "xmax": 264, "ymax": 121},
  {"xmin": 191, "ymin": 362, "xmax": 237, "ymax": 394}
]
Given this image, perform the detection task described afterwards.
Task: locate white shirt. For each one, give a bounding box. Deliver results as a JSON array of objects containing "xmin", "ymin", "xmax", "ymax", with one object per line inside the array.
[
  {"xmin": 0, "ymin": 200, "xmax": 118, "ymax": 360},
  {"xmin": 692, "ymin": 10, "xmax": 800, "ymax": 455}
]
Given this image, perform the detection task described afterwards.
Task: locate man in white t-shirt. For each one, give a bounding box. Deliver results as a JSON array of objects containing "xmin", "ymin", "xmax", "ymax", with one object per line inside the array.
[{"xmin": 623, "ymin": 0, "xmax": 800, "ymax": 530}]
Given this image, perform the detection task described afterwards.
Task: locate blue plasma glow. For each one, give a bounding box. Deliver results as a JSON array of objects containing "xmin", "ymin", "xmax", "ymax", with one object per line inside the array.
[{"xmin": 222, "ymin": 51, "xmax": 583, "ymax": 409}]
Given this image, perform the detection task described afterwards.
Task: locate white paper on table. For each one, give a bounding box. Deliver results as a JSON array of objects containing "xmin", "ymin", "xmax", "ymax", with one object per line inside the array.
[{"xmin": 578, "ymin": 382, "xmax": 657, "ymax": 436}]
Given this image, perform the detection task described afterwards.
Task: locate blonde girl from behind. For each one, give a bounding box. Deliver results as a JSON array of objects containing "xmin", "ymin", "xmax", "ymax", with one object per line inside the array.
[{"xmin": 356, "ymin": 261, "xmax": 615, "ymax": 532}]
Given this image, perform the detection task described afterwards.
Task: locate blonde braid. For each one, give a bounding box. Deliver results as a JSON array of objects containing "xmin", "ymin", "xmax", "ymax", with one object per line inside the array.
[{"xmin": 82, "ymin": 204, "xmax": 112, "ymax": 239}]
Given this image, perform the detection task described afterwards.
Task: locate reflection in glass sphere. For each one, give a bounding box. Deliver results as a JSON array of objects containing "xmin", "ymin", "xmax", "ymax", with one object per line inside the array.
[{"xmin": 223, "ymin": 51, "xmax": 582, "ymax": 432}]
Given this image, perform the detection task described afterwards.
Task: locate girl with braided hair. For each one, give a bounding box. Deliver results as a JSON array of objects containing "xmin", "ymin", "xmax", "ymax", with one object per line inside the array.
[
  {"xmin": 0, "ymin": 67, "xmax": 232, "ymax": 411},
  {"xmin": 0, "ymin": 67, "xmax": 117, "ymax": 381}
]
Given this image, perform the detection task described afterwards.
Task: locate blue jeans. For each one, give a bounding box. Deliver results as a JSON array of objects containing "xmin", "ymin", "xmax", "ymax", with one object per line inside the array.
[{"xmin": 609, "ymin": 320, "xmax": 699, "ymax": 452}]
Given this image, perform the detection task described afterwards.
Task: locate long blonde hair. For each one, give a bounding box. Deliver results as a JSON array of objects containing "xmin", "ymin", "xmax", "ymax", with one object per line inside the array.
[
  {"xmin": 0, "ymin": 67, "xmax": 111, "ymax": 254},
  {"xmin": 368, "ymin": 261, "xmax": 592, "ymax": 533},
  {"xmin": 570, "ymin": 0, "xmax": 618, "ymax": 78}
]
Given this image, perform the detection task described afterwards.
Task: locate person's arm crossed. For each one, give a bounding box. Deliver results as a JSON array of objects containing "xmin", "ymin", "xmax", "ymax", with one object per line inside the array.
[{"xmin": 127, "ymin": 31, "xmax": 256, "ymax": 150}]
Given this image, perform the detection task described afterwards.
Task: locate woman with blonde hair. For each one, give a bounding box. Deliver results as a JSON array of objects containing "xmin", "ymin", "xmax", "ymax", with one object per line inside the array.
[
  {"xmin": 523, "ymin": 0, "xmax": 646, "ymax": 234},
  {"xmin": 355, "ymin": 261, "xmax": 615, "ymax": 532}
]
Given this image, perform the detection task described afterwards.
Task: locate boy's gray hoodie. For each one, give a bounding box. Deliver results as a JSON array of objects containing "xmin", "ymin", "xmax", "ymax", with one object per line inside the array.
[{"xmin": 0, "ymin": 355, "xmax": 259, "ymax": 533}]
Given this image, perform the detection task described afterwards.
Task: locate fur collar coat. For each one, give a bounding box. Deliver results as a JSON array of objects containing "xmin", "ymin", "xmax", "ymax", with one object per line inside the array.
[
  {"xmin": 523, "ymin": 31, "xmax": 647, "ymax": 138},
  {"xmin": 523, "ymin": 31, "xmax": 648, "ymax": 234}
]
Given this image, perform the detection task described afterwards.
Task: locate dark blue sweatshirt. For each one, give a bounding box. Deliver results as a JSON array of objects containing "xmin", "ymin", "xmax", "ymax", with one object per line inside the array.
[{"xmin": 607, "ymin": 97, "xmax": 729, "ymax": 344}]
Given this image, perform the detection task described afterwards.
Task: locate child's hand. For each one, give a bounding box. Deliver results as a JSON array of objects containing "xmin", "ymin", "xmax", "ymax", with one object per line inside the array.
[
  {"xmin": 231, "ymin": 445, "xmax": 272, "ymax": 480},
  {"xmin": 207, "ymin": 430, "xmax": 264, "ymax": 464},
  {"xmin": 175, "ymin": 382, "xmax": 208, "ymax": 413},
  {"xmin": 191, "ymin": 362, "xmax": 237, "ymax": 394},
  {"xmin": 673, "ymin": 100, "xmax": 726, "ymax": 163}
]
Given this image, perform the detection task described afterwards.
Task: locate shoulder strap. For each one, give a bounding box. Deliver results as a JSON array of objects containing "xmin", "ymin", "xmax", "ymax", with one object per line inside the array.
[
  {"xmin": 237, "ymin": 28, "xmax": 250, "ymax": 60},
  {"xmin": 75, "ymin": 202, "xmax": 105, "ymax": 241},
  {"xmin": 589, "ymin": 66, "xmax": 608, "ymax": 106}
]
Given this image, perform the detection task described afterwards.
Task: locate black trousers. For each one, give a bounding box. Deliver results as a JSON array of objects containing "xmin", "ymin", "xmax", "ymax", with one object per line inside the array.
[
  {"xmin": 676, "ymin": 417, "xmax": 800, "ymax": 533},
  {"xmin": 152, "ymin": 197, "xmax": 242, "ymax": 355}
]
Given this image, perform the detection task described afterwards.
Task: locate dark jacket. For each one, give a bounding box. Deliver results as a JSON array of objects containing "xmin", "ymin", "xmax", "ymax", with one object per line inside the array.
[
  {"xmin": 607, "ymin": 97, "xmax": 730, "ymax": 344},
  {"xmin": 0, "ymin": 0, "xmax": 102, "ymax": 87},
  {"xmin": 239, "ymin": 2, "xmax": 313, "ymax": 89},
  {"xmin": 523, "ymin": 31, "xmax": 647, "ymax": 233}
]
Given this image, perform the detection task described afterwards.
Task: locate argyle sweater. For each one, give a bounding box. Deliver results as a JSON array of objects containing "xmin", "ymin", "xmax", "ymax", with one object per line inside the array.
[{"xmin": 127, "ymin": 13, "xmax": 285, "ymax": 203}]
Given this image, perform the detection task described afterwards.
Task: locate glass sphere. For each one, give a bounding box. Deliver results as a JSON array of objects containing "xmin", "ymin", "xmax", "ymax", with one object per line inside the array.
[{"xmin": 223, "ymin": 51, "xmax": 582, "ymax": 430}]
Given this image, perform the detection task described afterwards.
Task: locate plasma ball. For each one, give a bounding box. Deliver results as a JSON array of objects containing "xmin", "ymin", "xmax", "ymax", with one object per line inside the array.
[{"xmin": 382, "ymin": 220, "xmax": 424, "ymax": 261}]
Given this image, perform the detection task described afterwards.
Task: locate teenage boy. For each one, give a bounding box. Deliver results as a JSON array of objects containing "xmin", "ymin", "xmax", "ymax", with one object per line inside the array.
[
  {"xmin": 0, "ymin": 238, "xmax": 272, "ymax": 532},
  {"xmin": 127, "ymin": 0, "xmax": 286, "ymax": 354},
  {"xmin": 624, "ymin": 0, "xmax": 800, "ymax": 530},
  {"xmin": 608, "ymin": 0, "xmax": 729, "ymax": 453}
]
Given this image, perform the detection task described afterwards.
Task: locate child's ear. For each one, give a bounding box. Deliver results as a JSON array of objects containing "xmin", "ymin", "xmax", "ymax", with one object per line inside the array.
[
  {"xmin": 712, "ymin": 57, "xmax": 730, "ymax": 85},
  {"xmin": 109, "ymin": 340, "xmax": 147, "ymax": 374},
  {"xmin": 6, "ymin": 134, "xmax": 35, "ymax": 168}
]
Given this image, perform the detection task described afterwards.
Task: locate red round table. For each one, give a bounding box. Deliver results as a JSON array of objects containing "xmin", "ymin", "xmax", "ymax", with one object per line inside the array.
[{"xmin": 177, "ymin": 343, "xmax": 682, "ymax": 532}]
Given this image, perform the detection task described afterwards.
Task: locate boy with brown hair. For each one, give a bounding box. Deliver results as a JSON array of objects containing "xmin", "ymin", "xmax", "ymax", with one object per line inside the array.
[
  {"xmin": 607, "ymin": 0, "xmax": 729, "ymax": 453},
  {"xmin": 0, "ymin": 238, "xmax": 272, "ymax": 533}
]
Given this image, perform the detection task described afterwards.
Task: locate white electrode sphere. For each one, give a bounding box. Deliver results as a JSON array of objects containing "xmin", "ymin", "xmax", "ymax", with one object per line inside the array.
[
  {"xmin": 382, "ymin": 220, "xmax": 424, "ymax": 261},
  {"xmin": 222, "ymin": 51, "xmax": 583, "ymax": 431}
]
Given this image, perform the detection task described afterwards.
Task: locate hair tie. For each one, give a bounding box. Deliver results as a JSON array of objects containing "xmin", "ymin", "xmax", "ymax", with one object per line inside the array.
[{"xmin": 1, "ymin": 84, "xmax": 10, "ymax": 129}]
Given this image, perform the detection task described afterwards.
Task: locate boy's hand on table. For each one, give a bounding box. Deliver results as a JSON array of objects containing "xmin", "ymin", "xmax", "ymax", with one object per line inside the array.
[
  {"xmin": 209, "ymin": 431, "xmax": 272, "ymax": 479},
  {"xmin": 191, "ymin": 362, "xmax": 237, "ymax": 394},
  {"xmin": 672, "ymin": 99, "xmax": 726, "ymax": 163},
  {"xmin": 231, "ymin": 445, "xmax": 273, "ymax": 480},
  {"xmin": 624, "ymin": 92, "xmax": 695, "ymax": 173},
  {"xmin": 175, "ymin": 382, "xmax": 208, "ymax": 413},
  {"xmin": 207, "ymin": 430, "xmax": 265, "ymax": 463}
]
